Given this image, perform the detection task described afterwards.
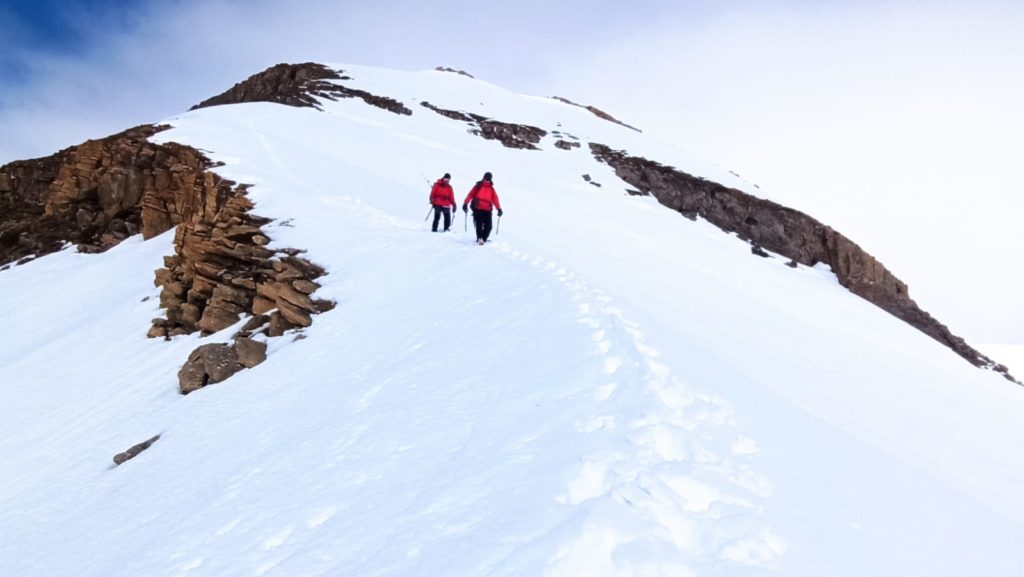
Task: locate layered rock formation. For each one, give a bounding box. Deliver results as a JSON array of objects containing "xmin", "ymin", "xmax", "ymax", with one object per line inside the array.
[
  {"xmin": 589, "ymin": 143, "xmax": 1015, "ymax": 381},
  {"xmin": 147, "ymin": 185, "xmax": 334, "ymax": 340}
]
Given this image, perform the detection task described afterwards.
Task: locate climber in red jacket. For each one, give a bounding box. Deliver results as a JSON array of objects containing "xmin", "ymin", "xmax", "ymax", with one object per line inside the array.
[
  {"xmin": 429, "ymin": 173, "xmax": 457, "ymax": 232},
  {"xmin": 462, "ymin": 172, "xmax": 503, "ymax": 245}
]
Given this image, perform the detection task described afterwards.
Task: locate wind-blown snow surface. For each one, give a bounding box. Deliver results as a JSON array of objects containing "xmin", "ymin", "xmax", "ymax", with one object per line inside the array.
[{"xmin": 2, "ymin": 64, "xmax": 1023, "ymax": 576}]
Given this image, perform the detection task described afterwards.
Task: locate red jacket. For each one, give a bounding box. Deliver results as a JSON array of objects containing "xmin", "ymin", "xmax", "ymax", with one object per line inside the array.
[
  {"xmin": 430, "ymin": 179, "xmax": 456, "ymax": 207},
  {"xmin": 464, "ymin": 181, "xmax": 502, "ymax": 212}
]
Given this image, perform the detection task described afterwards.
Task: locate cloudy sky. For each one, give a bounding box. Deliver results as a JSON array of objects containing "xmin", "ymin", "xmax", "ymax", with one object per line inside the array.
[{"xmin": 2, "ymin": 0, "xmax": 1021, "ymax": 346}]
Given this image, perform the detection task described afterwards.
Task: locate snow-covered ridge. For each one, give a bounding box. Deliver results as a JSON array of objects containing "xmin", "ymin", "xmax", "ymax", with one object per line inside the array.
[
  {"xmin": 188, "ymin": 61, "xmax": 1014, "ymax": 381},
  {"xmin": 1, "ymin": 61, "xmax": 1023, "ymax": 577}
]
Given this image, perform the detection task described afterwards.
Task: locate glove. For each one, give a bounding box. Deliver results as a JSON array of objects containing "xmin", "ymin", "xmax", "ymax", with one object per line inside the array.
[
  {"xmin": 497, "ymin": 209, "xmax": 504, "ymax": 217},
  {"xmin": 462, "ymin": 204, "xmax": 468, "ymax": 213}
]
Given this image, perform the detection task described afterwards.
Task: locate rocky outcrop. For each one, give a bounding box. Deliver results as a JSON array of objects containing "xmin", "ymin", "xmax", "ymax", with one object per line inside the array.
[
  {"xmin": 146, "ymin": 182, "xmax": 334, "ymax": 339},
  {"xmin": 331, "ymin": 84, "xmax": 413, "ymax": 115},
  {"xmin": 420, "ymin": 101, "xmax": 547, "ymax": 150},
  {"xmin": 113, "ymin": 435, "xmax": 160, "ymax": 466},
  {"xmin": 0, "ymin": 161, "xmax": 62, "ymax": 267},
  {"xmin": 192, "ymin": 62, "xmax": 411, "ymax": 115},
  {"xmin": 1, "ymin": 125, "xmax": 184, "ymax": 266},
  {"xmin": 192, "ymin": 62, "xmax": 348, "ymax": 110},
  {"xmin": 434, "ymin": 66, "xmax": 475, "ymax": 78},
  {"xmin": 1, "ymin": 122, "xmax": 335, "ymax": 393},
  {"xmin": 589, "ymin": 142, "xmax": 1016, "ymax": 382},
  {"xmin": 0, "ymin": 124, "xmax": 285, "ymax": 268},
  {"xmin": 552, "ymin": 96, "xmax": 641, "ymax": 132},
  {"xmin": 0, "ymin": 119, "xmax": 333, "ymax": 334}
]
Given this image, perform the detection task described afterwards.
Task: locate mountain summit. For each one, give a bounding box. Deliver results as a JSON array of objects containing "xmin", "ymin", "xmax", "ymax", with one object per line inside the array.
[{"xmin": 1, "ymin": 62, "xmax": 1022, "ymax": 576}]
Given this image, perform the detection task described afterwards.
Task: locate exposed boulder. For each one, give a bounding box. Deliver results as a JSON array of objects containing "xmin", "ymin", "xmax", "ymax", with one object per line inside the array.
[
  {"xmin": 278, "ymin": 298, "xmax": 313, "ymax": 328},
  {"xmin": 235, "ymin": 336, "xmax": 268, "ymax": 368},
  {"xmin": 113, "ymin": 435, "xmax": 161, "ymax": 466},
  {"xmin": 178, "ymin": 343, "xmax": 243, "ymax": 394},
  {"xmin": 292, "ymin": 279, "xmax": 320, "ymax": 295},
  {"xmin": 589, "ymin": 142, "xmax": 1016, "ymax": 382},
  {"xmin": 555, "ymin": 140, "xmax": 581, "ymax": 150},
  {"xmin": 268, "ymin": 311, "xmax": 295, "ymax": 338}
]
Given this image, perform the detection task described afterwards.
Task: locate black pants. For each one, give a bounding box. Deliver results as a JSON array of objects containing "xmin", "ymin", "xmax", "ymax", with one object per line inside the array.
[
  {"xmin": 472, "ymin": 209, "xmax": 493, "ymax": 242},
  {"xmin": 432, "ymin": 205, "xmax": 451, "ymax": 232}
]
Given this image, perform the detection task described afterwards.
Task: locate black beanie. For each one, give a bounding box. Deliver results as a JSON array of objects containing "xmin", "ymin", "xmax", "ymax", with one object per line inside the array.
[
  {"xmin": 483, "ymin": 172, "xmax": 492, "ymax": 182},
  {"xmin": 443, "ymin": 173, "xmax": 451, "ymax": 180}
]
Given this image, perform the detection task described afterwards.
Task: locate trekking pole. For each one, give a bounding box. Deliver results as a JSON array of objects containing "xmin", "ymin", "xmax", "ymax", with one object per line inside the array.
[
  {"xmin": 464, "ymin": 210, "xmax": 468, "ymax": 232},
  {"xmin": 424, "ymin": 206, "xmax": 433, "ymax": 222},
  {"xmin": 496, "ymin": 214, "xmax": 501, "ymax": 236}
]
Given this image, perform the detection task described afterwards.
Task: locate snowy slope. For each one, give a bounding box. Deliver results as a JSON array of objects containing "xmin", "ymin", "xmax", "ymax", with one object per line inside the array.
[{"xmin": 1, "ymin": 64, "xmax": 1023, "ymax": 577}]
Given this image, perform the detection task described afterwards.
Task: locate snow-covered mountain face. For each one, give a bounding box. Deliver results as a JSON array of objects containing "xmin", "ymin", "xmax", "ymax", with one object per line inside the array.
[{"xmin": 1, "ymin": 62, "xmax": 1023, "ymax": 577}]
